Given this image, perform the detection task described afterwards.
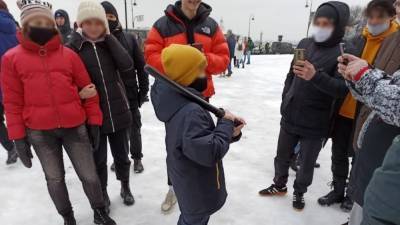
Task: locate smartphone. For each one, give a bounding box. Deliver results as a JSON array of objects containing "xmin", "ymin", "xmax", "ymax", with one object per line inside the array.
[
  {"xmin": 293, "ymin": 49, "xmax": 305, "ymax": 66},
  {"xmin": 339, "ymin": 43, "xmax": 348, "ymax": 65},
  {"xmin": 191, "ymin": 43, "xmax": 204, "ymax": 52}
]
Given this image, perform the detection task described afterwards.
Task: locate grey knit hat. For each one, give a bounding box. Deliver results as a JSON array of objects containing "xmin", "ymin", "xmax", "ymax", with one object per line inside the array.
[{"xmin": 17, "ymin": 0, "xmax": 55, "ymax": 26}]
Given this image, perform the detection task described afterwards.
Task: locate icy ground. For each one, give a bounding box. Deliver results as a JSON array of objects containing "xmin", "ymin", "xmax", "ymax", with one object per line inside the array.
[{"xmin": 0, "ymin": 55, "xmax": 349, "ymax": 225}]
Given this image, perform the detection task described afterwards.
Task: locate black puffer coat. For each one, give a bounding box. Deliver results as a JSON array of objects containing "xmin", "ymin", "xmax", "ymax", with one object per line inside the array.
[
  {"xmin": 112, "ymin": 26, "xmax": 149, "ymax": 109},
  {"xmin": 281, "ymin": 1, "xmax": 350, "ymax": 138},
  {"xmin": 67, "ymin": 32, "xmax": 133, "ymax": 134}
]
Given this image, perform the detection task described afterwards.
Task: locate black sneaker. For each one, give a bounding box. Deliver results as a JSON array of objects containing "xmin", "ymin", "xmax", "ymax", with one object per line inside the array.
[
  {"xmin": 293, "ymin": 192, "xmax": 305, "ymax": 211},
  {"xmin": 94, "ymin": 208, "xmax": 116, "ymax": 225},
  {"xmin": 6, "ymin": 149, "xmax": 18, "ymax": 165},
  {"xmin": 259, "ymin": 184, "xmax": 288, "ymax": 196},
  {"xmin": 318, "ymin": 190, "xmax": 344, "ymax": 206},
  {"xmin": 340, "ymin": 195, "xmax": 353, "ymax": 212},
  {"xmin": 133, "ymin": 159, "xmax": 144, "ymax": 174},
  {"xmin": 63, "ymin": 212, "xmax": 76, "ymax": 225},
  {"xmin": 290, "ymin": 155, "xmax": 299, "ymax": 172}
]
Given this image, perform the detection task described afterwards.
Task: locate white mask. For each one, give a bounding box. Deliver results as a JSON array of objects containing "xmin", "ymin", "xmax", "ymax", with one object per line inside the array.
[
  {"xmin": 367, "ymin": 22, "xmax": 390, "ymax": 36},
  {"xmin": 312, "ymin": 26, "xmax": 334, "ymax": 43}
]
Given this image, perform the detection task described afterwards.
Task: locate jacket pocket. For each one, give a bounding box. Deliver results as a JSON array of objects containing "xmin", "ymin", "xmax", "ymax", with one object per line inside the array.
[{"xmin": 117, "ymin": 82, "xmax": 130, "ymax": 110}]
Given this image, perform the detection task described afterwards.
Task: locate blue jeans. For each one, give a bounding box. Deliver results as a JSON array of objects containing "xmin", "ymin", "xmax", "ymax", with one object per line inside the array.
[
  {"xmin": 246, "ymin": 51, "xmax": 251, "ymax": 64},
  {"xmin": 178, "ymin": 214, "xmax": 210, "ymax": 225},
  {"xmin": 227, "ymin": 57, "xmax": 233, "ymax": 74}
]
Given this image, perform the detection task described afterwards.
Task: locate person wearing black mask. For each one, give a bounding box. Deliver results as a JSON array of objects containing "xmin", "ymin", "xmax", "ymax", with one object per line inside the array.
[
  {"xmin": 54, "ymin": 9, "xmax": 72, "ymax": 43},
  {"xmin": 1, "ymin": 1, "xmax": 115, "ymax": 224},
  {"xmin": 258, "ymin": 1, "xmax": 350, "ymax": 211},
  {"xmin": 101, "ymin": 1, "xmax": 149, "ymax": 174}
]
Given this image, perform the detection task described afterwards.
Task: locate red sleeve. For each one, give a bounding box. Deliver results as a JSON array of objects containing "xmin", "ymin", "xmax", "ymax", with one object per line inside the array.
[
  {"xmin": 70, "ymin": 51, "xmax": 103, "ymax": 126},
  {"xmin": 205, "ymin": 27, "xmax": 230, "ymax": 76},
  {"xmin": 145, "ymin": 27, "xmax": 165, "ymax": 73},
  {"xmin": 1, "ymin": 55, "xmax": 26, "ymax": 140}
]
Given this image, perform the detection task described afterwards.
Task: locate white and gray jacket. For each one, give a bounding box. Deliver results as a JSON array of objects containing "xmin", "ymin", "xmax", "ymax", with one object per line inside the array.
[{"xmin": 349, "ymin": 69, "xmax": 400, "ymax": 147}]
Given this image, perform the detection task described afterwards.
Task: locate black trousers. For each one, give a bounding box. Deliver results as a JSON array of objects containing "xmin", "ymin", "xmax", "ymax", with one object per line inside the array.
[
  {"xmin": 331, "ymin": 116, "xmax": 354, "ymax": 182},
  {"xmin": 94, "ymin": 128, "xmax": 131, "ymax": 190},
  {"xmin": 27, "ymin": 125, "xmax": 105, "ymax": 216},
  {"xmin": 178, "ymin": 214, "xmax": 210, "ymax": 225},
  {"xmin": 129, "ymin": 108, "xmax": 143, "ymax": 160},
  {"xmin": 274, "ymin": 127, "xmax": 324, "ymax": 194},
  {"xmin": 0, "ymin": 104, "xmax": 14, "ymax": 152}
]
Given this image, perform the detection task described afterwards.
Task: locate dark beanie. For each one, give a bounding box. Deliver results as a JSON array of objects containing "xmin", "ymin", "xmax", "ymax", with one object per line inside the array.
[
  {"xmin": 0, "ymin": 0, "xmax": 8, "ymax": 11},
  {"xmin": 101, "ymin": 1, "xmax": 119, "ymax": 19},
  {"xmin": 315, "ymin": 4, "xmax": 338, "ymax": 24}
]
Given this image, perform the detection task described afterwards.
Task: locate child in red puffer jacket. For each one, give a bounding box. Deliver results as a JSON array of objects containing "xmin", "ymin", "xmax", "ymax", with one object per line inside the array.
[{"xmin": 0, "ymin": 1, "xmax": 116, "ymax": 224}]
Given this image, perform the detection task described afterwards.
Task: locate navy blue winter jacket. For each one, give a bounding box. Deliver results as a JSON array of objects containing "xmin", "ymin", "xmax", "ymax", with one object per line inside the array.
[
  {"xmin": 151, "ymin": 79, "xmax": 235, "ymax": 215},
  {"xmin": 0, "ymin": 10, "xmax": 18, "ymax": 102},
  {"xmin": 227, "ymin": 35, "xmax": 236, "ymax": 58}
]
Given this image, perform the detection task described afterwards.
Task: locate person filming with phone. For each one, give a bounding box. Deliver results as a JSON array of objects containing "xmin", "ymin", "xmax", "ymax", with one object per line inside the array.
[{"xmin": 258, "ymin": 1, "xmax": 350, "ymax": 211}]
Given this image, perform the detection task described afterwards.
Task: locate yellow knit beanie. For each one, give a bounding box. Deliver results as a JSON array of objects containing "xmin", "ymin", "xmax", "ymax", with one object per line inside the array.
[{"xmin": 161, "ymin": 44, "xmax": 207, "ymax": 87}]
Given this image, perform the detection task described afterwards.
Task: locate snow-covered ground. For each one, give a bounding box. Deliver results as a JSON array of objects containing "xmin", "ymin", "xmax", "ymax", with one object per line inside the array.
[{"xmin": 0, "ymin": 55, "xmax": 349, "ymax": 225}]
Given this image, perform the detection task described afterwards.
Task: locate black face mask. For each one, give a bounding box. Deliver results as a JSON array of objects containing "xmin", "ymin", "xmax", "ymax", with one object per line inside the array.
[
  {"xmin": 108, "ymin": 20, "xmax": 119, "ymax": 32},
  {"xmin": 189, "ymin": 77, "xmax": 208, "ymax": 93},
  {"xmin": 28, "ymin": 27, "xmax": 57, "ymax": 46}
]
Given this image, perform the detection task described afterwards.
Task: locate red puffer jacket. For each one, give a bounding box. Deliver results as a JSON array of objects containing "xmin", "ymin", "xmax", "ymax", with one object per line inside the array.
[
  {"xmin": 145, "ymin": 1, "xmax": 229, "ymax": 98},
  {"xmin": 1, "ymin": 32, "xmax": 103, "ymax": 140}
]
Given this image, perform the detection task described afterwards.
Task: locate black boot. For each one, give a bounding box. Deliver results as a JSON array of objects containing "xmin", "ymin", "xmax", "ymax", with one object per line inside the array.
[
  {"xmin": 103, "ymin": 189, "xmax": 111, "ymax": 214},
  {"xmin": 133, "ymin": 159, "xmax": 144, "ymax": 174},
  {"xmin": 293, "ymin": 192, "xmax": 305, "ymax": 211},
  {"xmin": 110, "ymin": 163, "xmax": 115, "ymax": 172},
  {"xmin": 120, "ymin": 181, "xmax": 135, "ymax": 206},
  {"xmin": 63, "ymin": 212, "xmax": 76, "ymax": 225},
  {"xmin": 93, "ymin": 208, "xmax": 116, "ymax": 225},
  {"xmin": 318, "ymin": 180, "xmax": 345, "ymax": 206},
  {"xmin": 340, "ymin": 195, "xmax": 353, "ymax": 212},
  {"xmin": 6, "ymin": 148, "xmax": 18, "ymax": 165}
]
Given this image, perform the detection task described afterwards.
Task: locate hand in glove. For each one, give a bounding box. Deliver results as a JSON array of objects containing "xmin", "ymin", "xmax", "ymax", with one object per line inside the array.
[
  {"xmin": 14, "ymin": 139, "xmax": 33, "ymax": 168},
  {"xmin": 88, "ymin": 125, "xmax": 101, "ymax": 151}
]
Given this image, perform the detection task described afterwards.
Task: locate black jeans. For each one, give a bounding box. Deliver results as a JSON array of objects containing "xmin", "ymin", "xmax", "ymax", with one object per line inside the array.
[
  {"xmin": 331, "ymin": 116, "xmax": 354, "ymax": 182},
  {"xmin": 129, "ymin": 108, "xmax": 143, "ymax": 160},
  {"xmin": 274, "ymin": 127, "xmax": 323, "ymax": 194},
  {"xmin": 27, "ymin": 125, "xmax": 105, "ymax": 216},
  {"xmin": 0, "ymin": 104, "xmax": 14, "ymax": 152},
  {"xmin": 178, "ymin": 214, "xmax": 210, "ymax": 225},
  {"xmin": 94, "ymin": 128, "xmax": 131, "ymax": 190}
]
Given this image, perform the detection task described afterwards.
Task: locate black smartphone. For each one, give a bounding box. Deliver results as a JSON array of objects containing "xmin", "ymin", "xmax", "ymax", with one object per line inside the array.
[{"xmin": 340, "ymin": 43, "xmax": 348, "ymax": 65}]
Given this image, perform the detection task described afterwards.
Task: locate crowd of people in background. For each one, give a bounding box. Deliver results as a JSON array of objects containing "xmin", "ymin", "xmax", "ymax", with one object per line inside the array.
[{"xmin": 1, "ymin": 0, "xmax": 400, "ymax": 225}]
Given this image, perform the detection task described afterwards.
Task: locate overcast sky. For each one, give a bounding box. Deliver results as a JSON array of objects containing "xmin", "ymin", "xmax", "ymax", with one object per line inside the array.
[{"xmin": 5, "ymin": 0, "xmax": 371, "ymax": 41}]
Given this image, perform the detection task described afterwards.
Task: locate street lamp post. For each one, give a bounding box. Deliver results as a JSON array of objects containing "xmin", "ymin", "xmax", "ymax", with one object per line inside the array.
[
  {"xmin": 124, "ymin": 0, "xmax": 128, "ymax": 31},
  {"xmin": 131, "ymin": 0, "xmax": 137, "ymax": 28},
  {"xmin": 248, "ymin": 14, "xmax": 255, "ymax": 38},
  {"xmin": 305, "ymin": 0, "xmax": 314, "ymax": 37}
]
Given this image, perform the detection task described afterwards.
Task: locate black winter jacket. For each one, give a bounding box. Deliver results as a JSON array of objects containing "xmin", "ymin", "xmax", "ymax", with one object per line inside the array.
[
  {"xmin": 281, "ymin": 38, "xmax": 348, "ymax": 138},
  {"xmin": 151, "ymin": 79, "xmax": 235, "ymax": 216},
  {"xmin": 67, "ymin": 32, "xmax": 133, "ymax": 134},
  {"xmin": 112, "ymin": 27, "xmax": 149, "ymax": 108}
]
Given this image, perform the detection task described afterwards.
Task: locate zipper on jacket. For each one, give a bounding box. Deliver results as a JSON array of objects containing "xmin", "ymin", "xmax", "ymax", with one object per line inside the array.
[
  {"xmin": 92, "ymin": 43, "xmax": 115, "ymax": 132},
  {"xmin": 216, "ymin": 163, "xmax": 221, "ymax": 190},
  {"xmin": 40, "ymin": 47, "xmax": 61, "ymax": 128}
]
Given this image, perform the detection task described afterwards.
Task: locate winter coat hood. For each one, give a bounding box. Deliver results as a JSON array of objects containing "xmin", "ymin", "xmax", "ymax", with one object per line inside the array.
[
  {"xmin": 151, "ymin": 79, "xmax": 201, "ymax": 123},
  {"xmin": 314, "ymin": 1, "xmax": 350, "ymax": 47},
  {"xmin": 55, "ymin": 10, "xmax": 71, "ymax": 32},
  {"xmin": 165, "ymin": 1, "xmax": 212, "ymax": 24}
]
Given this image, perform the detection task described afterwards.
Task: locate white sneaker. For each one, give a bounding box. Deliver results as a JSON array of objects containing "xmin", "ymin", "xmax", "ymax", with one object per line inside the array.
[{"xmin": 161, "ymin": 189, "xmax": 177, "ymax": 213}]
